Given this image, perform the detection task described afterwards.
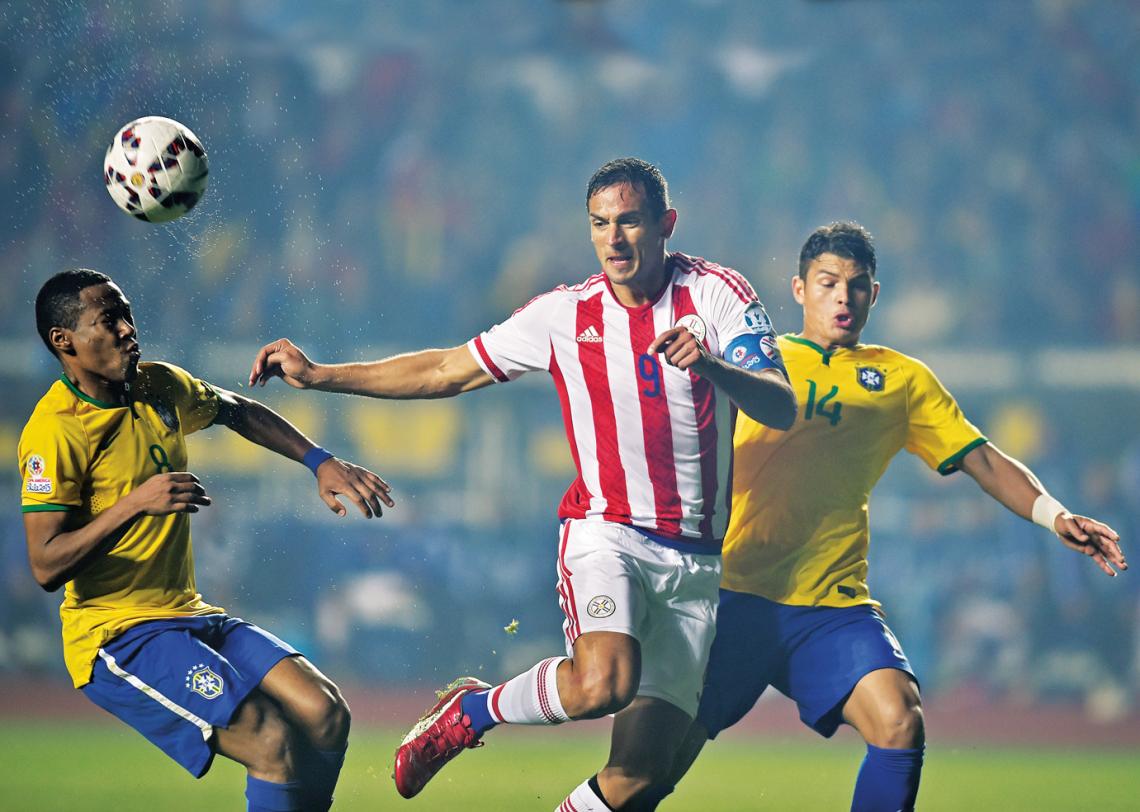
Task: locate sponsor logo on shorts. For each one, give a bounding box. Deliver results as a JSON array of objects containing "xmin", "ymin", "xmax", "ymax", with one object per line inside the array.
[
  {"xmin": 25, "ymin": 454, "xmax": 52, "ymax": 493},
  {"xmin": 674, "ymin": 314, "xmax": 706, "ymax": 343},
  {"xmin": 186, "ymin": 664, "xmax": 224, "ymax": 699},
  {"xmin": 586, "ymin": 595, "xmax": 616, "ymax": 618}
]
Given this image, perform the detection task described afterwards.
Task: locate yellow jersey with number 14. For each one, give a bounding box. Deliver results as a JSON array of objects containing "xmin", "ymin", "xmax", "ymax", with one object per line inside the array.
[
  {"xmin": 18, "ymin": 362, "xmax": 224, "ymax": 687},
  {"xmin": 722, "ymin": 335, "xmax": 986, "ymax": 608}
]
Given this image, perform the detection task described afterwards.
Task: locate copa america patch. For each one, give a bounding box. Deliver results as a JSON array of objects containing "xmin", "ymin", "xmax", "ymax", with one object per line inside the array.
[
  {"xmin": 742, "ymin": 302, "xmax": 774, "ymax": 336},
  {"xmin": 25, "ymin": 454, "xmax": 53, "ymax": 494},
  {"xmin": 186, "ymin": 664, "xmax": 224, "ymax": 699},
  {"xmin": 674, "ymin": 315, "xmax": 706, "ymax": 343},
  {"xmin": 586, "ymin": 595, "xmax": 617, "ymax": 618},
  {"xmin": 856, "ymin": 366, "xmax": 885, "ymax": 392}
]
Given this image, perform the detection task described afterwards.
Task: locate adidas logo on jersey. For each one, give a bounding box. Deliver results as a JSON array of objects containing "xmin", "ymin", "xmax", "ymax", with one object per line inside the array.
[{"xmin": 576, "ymin": 326, "xmax": 603, "ymax": 343}]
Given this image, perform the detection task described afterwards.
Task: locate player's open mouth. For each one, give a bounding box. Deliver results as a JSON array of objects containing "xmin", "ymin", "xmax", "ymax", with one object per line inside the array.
[
  {"xmin": 835, "ymin": 313, "xmax": 853, "ymax": 328},
  {"xmin": 609, "ymin": 255, "xmax": 632, "ymax": 267}
]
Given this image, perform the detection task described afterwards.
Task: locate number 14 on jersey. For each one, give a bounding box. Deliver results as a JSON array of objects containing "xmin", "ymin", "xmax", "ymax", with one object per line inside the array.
[{"xmin": 804, "ymin": 379, "xmax": 842, "ymax": 426}]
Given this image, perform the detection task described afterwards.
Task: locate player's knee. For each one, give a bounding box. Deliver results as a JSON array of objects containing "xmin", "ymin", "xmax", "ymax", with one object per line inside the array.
[
  {"xmin": 314, "ymin": 687, "xmax": 351, "ymax": 748},
  {"xmin": 871, "ymin": 702, "xmax": 925, "ymax": 749},
  {"xmin": 234, "ymin": 696, "xmax": 298, "ymax": 776},
  {"xmin": 895, "ymin": 703, "xmax": 925, "ymax": 748},
  {"xmin": 296, "ymin": 682, "xmax": 352, "ymax": 749},
  {"xmin": 566, "ymin": 666, "xmax": 637, "ymax": 718}
]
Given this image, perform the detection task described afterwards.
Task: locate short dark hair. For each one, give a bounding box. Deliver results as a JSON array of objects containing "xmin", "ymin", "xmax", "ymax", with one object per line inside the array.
[
  {"xmin": 798, "ymin": 221, "xmax": 876, "ymax": 279},
  {"xmin": 35, "ymin": 268, "xmax": 113, "ymax": 357},
  {"xmin": 586, "ymin": 157, "xmax": 671, "ymax": 220}
]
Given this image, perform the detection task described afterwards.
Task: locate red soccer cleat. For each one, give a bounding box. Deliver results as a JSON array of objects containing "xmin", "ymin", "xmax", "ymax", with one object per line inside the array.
[{"xmin": 392, "ymin": 676, "xmax": 491, "ymax": 799}]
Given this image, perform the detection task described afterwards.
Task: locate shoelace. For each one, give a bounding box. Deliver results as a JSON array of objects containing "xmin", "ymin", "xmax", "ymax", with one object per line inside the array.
[{"xmin": 424, "ymin": 712, "xmax": 479, "ymax": 762}]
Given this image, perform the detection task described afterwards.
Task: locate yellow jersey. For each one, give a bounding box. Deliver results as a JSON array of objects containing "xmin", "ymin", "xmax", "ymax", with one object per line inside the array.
[
  {"xmin": 722, "ymin": 335, "xmax": 986, "ymax": 607},
  {"xmin": 18, "ymin": 362, "xmax": 224, "ymax": 687}
]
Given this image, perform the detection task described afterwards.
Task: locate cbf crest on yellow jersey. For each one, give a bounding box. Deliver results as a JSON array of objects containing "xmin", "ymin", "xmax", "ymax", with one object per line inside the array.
[
  {"xmin": 18, "ymin": 362, "xmax": 224, "ymax": 687},
  {"xmin": 722, "ymin": 335, "xmax": 986, "ymax": 608}
]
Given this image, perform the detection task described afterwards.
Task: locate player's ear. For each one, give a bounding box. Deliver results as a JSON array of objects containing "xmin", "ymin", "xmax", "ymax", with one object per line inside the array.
[
  {"xmin": 660, "ymin": 208, "xmax": 677, "ymax": 239},
  {"xmin": 870, "ymin": 280, "xmax": 880, "ymax": 308},
  {"xmin": 791, "ymin": 274, "xmax": 805, "ymax": 305},
  {"xmin": 49, "ymin": 326, "xmax": 75, "ymax": 356}
]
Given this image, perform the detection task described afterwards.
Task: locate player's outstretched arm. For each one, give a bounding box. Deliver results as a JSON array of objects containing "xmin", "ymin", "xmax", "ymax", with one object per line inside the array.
[
  {"xmin": 24, "ymin": 472, "xmax": 210, "ymax": 591},
  {"xmin": 211, "ymin": 385, "xmax": 395, "ymax": 518},
  {"xmin": 247, "ymin": 338, "xmax": 495, "ymax": 399},
  {"xmin": 648, "ymin": 326, "xmax": 797, "ymax": 429},
  {"xmin": 959, "ymin": 442, "xmax": 1126, "ymax": 576}
]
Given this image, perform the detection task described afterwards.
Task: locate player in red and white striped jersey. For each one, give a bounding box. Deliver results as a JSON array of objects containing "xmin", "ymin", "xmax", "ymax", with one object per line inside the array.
[
  {"xmin": 248, "ymin": 158, "xmax": 797, "ymax": 810},
  {"xmin": 471, "ymin": 249, "xmax": 773, "ymax": 545}
]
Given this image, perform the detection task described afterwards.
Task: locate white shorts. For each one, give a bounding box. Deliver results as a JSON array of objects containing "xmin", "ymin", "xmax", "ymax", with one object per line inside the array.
[{"xmin": 555, "ymin": 519, "xmax": 722, "ymax": 718}]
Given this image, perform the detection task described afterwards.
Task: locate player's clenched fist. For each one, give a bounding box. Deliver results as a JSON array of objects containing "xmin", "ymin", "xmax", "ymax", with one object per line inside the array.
[
  {"xmin": 249, "ymin": 338, "xmax": 318, "ymax": 389},
  {"xmin": 130, "ymin": 472, "xmax": 212, "ymax": 515},
  {"xmin": 648, "ymin": 326, "xmax": 712, "ymax": 372}
]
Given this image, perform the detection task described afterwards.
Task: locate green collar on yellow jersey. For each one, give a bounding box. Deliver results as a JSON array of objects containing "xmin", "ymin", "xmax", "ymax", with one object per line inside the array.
[
  {"xmin": 60, "ymin": 372, "xmax": 121, "ymax": 410},
  {"xmin": 784, "ymin": 335, "xmax": 865, "ymax": 366}
]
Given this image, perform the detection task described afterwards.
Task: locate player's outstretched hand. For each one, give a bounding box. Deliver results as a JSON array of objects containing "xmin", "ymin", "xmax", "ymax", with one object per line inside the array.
[
  {"xmin": 249, "ymin": 338, "xmax": 318, "ymax": 389},
  {"xmin": 131, "ymin": 472, "xmax": 211, "ymax": 515},
  {"xmin": 649, "ymin": 326, "xmax": 711, "ymax": 372},
  {"xmin": 315, "ymin": 458, "xmax": 395, "ymax": 518},
  {"xmin": 1054, "ymin": 513, "xmax": 1126, "ymax": 576}
]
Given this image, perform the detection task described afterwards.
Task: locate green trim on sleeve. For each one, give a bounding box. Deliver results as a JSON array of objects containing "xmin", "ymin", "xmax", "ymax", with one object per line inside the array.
[
  {"xmin": 21, "ymin": 503, "xmax": 74, "ymax": 513},
  {"xmin": 937, "ymin": 437, "xmax": 989, "ymax": 476}
]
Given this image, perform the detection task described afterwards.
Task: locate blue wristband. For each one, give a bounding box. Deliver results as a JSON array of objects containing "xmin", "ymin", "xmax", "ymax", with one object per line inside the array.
[{"xmin": 302, "ymin": 446, "xmax": 334, "ymax": 475}]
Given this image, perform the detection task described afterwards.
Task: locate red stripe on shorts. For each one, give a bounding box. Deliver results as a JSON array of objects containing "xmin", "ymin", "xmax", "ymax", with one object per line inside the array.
[{"xmin": 557, "ymin": 521, "xmax": 580, "ymax": 645}]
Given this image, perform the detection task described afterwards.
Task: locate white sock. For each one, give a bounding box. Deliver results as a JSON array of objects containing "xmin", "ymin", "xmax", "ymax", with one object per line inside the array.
[
  {"xmin": 557, "ymin": 777, "xmax": 612, "ymax": 812},
  {"xmin": 486, "ymin": 656, "xmax": 570, "ymax": 725}
]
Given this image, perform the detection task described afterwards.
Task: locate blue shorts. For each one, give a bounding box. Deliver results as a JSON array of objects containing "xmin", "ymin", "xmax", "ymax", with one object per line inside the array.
[
  {"xmin": 81, "ymin": 615, "xmax": 297, "ymax": 777},
  {"xmin": 697, "ymin": 589, "xmax": 915, "ymax": 738}
]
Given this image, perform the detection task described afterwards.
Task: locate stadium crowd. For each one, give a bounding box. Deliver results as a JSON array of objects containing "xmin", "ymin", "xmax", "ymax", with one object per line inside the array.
[{"xmin": 1, "ymin": 0, "xmax": 1137, "ymax": 722}]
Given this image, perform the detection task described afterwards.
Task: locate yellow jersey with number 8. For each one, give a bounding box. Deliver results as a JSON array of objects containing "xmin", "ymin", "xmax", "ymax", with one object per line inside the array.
[
  {"xmin": 18, "ymin": 362, "xmax": 224, "ymax": 687},
  {"xmin": 723, "ymin": 335, "xmax": 986, "ymax": 607}
]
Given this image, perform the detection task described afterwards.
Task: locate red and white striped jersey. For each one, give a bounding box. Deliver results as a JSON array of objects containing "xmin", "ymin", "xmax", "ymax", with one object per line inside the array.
[{"xmin": 468, "ymin": 252, "xmax": 782, "ymax": 548}]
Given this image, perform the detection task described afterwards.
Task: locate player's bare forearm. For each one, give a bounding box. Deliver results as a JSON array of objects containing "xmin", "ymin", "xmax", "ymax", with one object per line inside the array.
[
  {"xmin": 213, "ymin": 386, "xmax": 395, "ymax": 518},
  {"xmin": 24, "ymin": 501, "xmax": 141, "ymax": 590},
  {"xmin": 213, "ymin": 388, "xmax": 316, "ymax": 462},
  {"xmin": 249, "ymin": 338, "xmax": 493, "ymax": 399},
  {"xmin": 959, "ymin": 442, "xmax": 1043, "ymax": 519},
  {"xmin": 22, "ymin": 473, "xmax": 210, "ymax": 590},
  {"xmin": 961, "ymin": 442, "xmax": 1126, "ymax": 575},
  {"xmin": 310, "ymin": 347, "xmax": 494, "ymax": 399},
  {"xmin": 649, "ymin": 325, "xmax": 796, "ymax": 429},
  {"xmin": 700, "ymin": 360, "xmax": 797, "ymax": 430}
]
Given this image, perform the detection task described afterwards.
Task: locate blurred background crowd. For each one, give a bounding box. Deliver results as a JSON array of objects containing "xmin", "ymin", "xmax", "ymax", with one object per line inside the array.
[{"xmin": 1, "ymin": 0, "xmax": 1137, "ymax": 724}]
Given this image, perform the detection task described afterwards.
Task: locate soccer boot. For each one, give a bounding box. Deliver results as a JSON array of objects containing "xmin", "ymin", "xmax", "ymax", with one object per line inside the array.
[{"xmin": 393, "ymin": 676, "xmax": 491, "ymax": 799}]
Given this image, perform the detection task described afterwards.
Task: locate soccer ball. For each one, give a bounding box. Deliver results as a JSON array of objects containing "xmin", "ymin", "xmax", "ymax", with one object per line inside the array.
[{"xmin": 104, "ymin": 116, "xmax": 209, "ymax": 222}]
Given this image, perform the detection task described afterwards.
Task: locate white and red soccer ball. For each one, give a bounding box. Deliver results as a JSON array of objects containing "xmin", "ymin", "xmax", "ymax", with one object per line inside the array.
[{"xmin": 104, "ymin": 116, "xmax": 208, "ymax": 223}]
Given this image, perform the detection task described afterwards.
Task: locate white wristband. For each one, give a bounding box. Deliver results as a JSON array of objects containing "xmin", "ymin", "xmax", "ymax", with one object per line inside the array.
[{"xmin": 1031, "ymin": 494, "xmax": 1067, "ymax": 531}]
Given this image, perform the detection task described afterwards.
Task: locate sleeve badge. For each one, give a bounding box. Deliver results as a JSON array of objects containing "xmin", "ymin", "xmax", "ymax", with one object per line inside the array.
[{"xmin": 25, "ymin": 454, "xmax": 53, "ymax": 494}]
